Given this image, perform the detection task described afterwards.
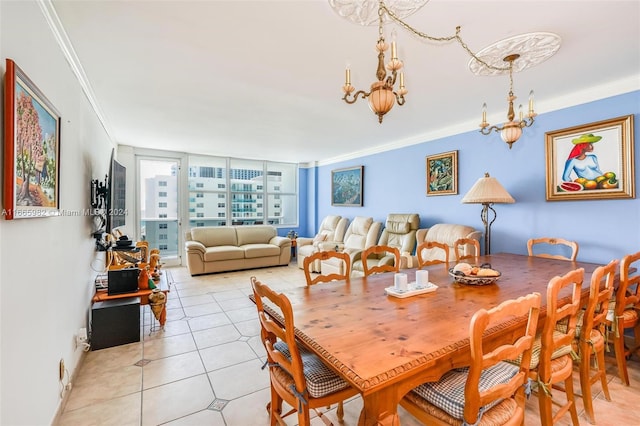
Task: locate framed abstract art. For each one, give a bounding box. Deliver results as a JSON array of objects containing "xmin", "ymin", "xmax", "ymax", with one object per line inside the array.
[
  {"xmin": 426, "ymin": 150, "xmax": 458, "ymax": 196},
  {"xmin": 331, "ymin": 165, "xmax": 363, "ymax": 206}
]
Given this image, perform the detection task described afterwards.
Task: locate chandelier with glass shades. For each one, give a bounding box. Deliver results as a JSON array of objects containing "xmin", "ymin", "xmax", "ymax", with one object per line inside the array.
[
  {"xmin": 478, "ymin": 54, "xmax": 536, "ymax": 148},
  {"xmin": 334, "ymin": 0, "xmax": 559, "ymax": 144},
  {"xmin": 341, "ymin": 5, "xmax": 407, "ymax": 123}
]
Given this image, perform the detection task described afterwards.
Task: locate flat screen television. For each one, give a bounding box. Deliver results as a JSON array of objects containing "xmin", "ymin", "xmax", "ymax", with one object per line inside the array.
[{"xmin": 106, "ymin": 153, "xmax": 127, "ymax": 233}]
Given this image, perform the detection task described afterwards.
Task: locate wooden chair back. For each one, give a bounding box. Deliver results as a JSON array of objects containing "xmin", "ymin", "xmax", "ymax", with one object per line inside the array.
[
  {"xmin": 303, "ymin": 251, "xmax": 351, "ymax": 286},
  {"xmin": 527, "ymin": 237, "xmax": 579, "ymax": 262},
  {"xmin": 251, "ymin": 277, "xmax": 305, "ymax": 395},
  {"xmin": 454, "ymin": 238, "xmax": 480, "ymax": 262},
  {"xmin": 465, "ymin": 292, "xmax": 542, "ymax": 424},
  {"xmin": 541, "ymin": 268, "xmax": 583, "ymax": 371},
  {"xmin": 250, "ymin": 276, "xmax": 357, "ymax": 424},
  {"xmin": 400, "ymin": 292, "xmax": 541, "ymax": 425},
  {"xmin": 576, "ymin": 258, "xmax": 618, "ymax": 424},
  {"xmin": 536, "ymin": 268, "xmax": 583, "ymax": 425},
  {"xmin": 361, "ymin": 245, "xmax": 400, "ymax": 276},
  {"xmin": 613, "ymin": 251, "xmax": 640, "ymax": 385},
  {"xmin": 582, "ymin": 259, "xmax": 618, "ymax": 341},
  {"xmin": 416, "ymin": 241, "xmax": 449, "ymax": 268}
]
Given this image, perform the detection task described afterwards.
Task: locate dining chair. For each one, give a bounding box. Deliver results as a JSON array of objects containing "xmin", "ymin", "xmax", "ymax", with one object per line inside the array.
[
  {"xmin": 574, "ymin": 259, "xmax": 618, "ymax": 424},
  {"xmin": 361, "ymin": 245, "xmax": 401, "ymax": 276},
  {"xmin": 303, "ymin": 250, "xmax": 351, "ymax": 286},
  {"xmin": 250, "ymin": 277, "xmax": 359, "ymax": 425},
  {"xmin": 527, "ymin": 237, "xmax": 579, "ymax": 262},
  {"xmin": 609, "ymin": 251, "xmax": 640, "ymax": 385},
  {"xmin": 416, "ymin": 241, "xmax": 450, "ymax": 268},
  {"xmin": 453, "ymin": 238, "xmax": 480, "ymax": 262},
  {"xmin": 400, "ymin": 292, "xmax": 541, "ymax": 426},
  {"xmin": 513, "ymin": 268, "xmax": 583, "ymax": 426}
]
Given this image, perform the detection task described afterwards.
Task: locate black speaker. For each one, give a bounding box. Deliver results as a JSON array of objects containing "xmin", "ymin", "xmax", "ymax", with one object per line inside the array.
[{"xmin": 91, "ymin": 297, "xmax": 140, "ymax": 350}]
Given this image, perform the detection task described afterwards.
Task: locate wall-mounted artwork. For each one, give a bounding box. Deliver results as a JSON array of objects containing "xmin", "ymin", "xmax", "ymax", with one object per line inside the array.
[
  {"xmin": 545, "ymin": 115, "xmax": 635, "ymax": 201},
  {"xmin": 3, "ymin": 59, "xmax": 61, "ymax": 219},
  {"xmin": 426, "ymin": 150, "xmax": 458, "ymax": 196},
  {"xmin": 331, "ymin": 166, "xmax": 363, "ymax": 206}
]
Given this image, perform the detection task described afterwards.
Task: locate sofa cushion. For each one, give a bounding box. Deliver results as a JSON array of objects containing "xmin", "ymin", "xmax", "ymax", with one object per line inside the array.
[
  {"xmin": 236, "ymin": 225, "xmax": 277, "ymax": 246},
  {"xmin": 203, "ymin": 246, "xmax": 245, "ymax": 262},
  {"xmin": 192, "ymin": 227, "xmax": 238, "ymax": 247},
  {"xmin": 242, "ymin": 243, "xmax": 281, "ymax": 258}
]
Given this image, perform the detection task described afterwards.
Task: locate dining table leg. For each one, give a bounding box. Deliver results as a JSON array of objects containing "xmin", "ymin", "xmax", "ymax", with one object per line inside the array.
[{"xmin": 357, "ymin": 389, "xmax": 401, "ymax": 426}]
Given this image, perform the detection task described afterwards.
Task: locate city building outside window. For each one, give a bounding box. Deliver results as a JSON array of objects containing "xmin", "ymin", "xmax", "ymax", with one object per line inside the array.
[{"xmin": 186, "ymin": 156, "xmax": 297, "ymax": 228}]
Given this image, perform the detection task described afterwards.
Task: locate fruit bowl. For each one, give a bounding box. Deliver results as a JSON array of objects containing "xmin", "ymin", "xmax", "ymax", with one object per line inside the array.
[{"xmin": 448, "ymin": 268, "xmax": 501, "ymax": 286}]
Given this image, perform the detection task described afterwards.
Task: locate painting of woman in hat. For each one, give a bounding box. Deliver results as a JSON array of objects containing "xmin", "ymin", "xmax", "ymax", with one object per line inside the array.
[{"xmin": 561, "ymin": 133, "xmax": 604, "ymax": 181}]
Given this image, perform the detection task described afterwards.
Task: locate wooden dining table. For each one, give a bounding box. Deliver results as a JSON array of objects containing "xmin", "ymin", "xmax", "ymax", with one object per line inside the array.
[{"xmin": 254, "ymin": 252, "xmax": 611, "ymax": 425}]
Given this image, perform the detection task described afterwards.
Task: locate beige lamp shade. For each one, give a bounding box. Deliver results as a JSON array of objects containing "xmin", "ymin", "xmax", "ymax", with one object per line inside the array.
[{"xmin": 462, "ymin": 172, "xmax": 515, "ymax": 204}]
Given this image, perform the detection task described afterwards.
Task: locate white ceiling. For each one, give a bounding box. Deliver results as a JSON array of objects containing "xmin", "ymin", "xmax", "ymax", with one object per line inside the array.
[{"xmin": 49, "ymin": 0, "xmax": 640, "ymax": 165}]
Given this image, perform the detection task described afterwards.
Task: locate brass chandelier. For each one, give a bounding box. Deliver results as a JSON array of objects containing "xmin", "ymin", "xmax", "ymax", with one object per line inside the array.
[
  {"xmin": 478, "ymin": 54, "xmax": 536, "ymax": 148},
  {"xmin": 336, "ymin": 0, "xmax": 558, "ymax": 138},
  {"xmin": 341, "ymin": 5, "xmax": 407, "ymax": 123}
]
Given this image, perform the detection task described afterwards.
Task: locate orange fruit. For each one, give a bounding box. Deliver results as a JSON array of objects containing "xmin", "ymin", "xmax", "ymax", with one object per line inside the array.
[
  {"xmin": 604, "ymin": 171, "xmax": 616, "ymax": 179},
  {"xmin": 595, "ymin": 175, "xmax": 607, "ymax": 183},
  {"xmin": 575, "ymin": 177, "xmax": 587, "ymax": 185},
  {"xmin": 584, "ymin": 180, "xmax": 598, "ymax": 190}
]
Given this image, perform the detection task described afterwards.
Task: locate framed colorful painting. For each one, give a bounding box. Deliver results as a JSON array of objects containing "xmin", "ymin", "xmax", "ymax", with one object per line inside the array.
[
  {"xmin": 3, "ymin": 59, "xmax": 61, "ymax": 219},
  {"xmin": 331, "ymin": 166, "xmax": 363, "ymax": 206},
  {"xmin": 426, "ymin": 150, "xmax": 458, "ymax": 196},
  {"xmin": 545, "ymin": 115, "xmax": 634, "ymax": 201}
]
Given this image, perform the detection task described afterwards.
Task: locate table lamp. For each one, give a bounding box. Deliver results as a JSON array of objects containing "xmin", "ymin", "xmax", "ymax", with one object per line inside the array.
[{"xmin": 461, "ymin": 172, "xmax": 515, "ymax": 255}]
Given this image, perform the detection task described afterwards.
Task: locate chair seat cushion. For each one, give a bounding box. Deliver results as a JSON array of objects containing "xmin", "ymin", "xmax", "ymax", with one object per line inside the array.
[
  {"xmin": 621, "ymin": 308, "xmax": 639, "ymax": 325},
  {"xmin": 410, "ymin": 361, "xmax": 520, "ymax": 420},
  {"xmin": 274, "ymin": 341, "xmax": 350, "ymax": 398},
  {"xmin": 512, "ymin": 331, "xmax": 573, "ymax": 369}
]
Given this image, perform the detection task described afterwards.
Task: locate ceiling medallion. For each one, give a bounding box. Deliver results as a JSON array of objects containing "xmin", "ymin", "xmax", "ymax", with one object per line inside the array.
[
  {"xmin": 328, "ymin": 0, "xmax": 429, "ymax": 26},
  {"xmin": 468, "ymin": 32, "xmax": 562, "ymax": 76}
]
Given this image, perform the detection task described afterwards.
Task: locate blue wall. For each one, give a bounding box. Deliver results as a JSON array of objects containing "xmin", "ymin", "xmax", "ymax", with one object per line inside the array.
[{"xmin": 308, "ymin": 91, "xmax": 639, "ymax": 264}]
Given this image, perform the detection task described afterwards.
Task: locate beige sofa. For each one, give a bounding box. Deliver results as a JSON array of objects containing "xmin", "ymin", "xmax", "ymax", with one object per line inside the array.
[{"xmin": 185, "ymin": 225, "xmax": 291, "ymax": 276}]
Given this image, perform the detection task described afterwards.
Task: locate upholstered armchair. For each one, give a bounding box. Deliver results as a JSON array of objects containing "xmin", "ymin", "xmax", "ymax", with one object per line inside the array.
[
  {"xmin": 413, "ymin": 223, "xmax": 482, "ymax": 265},
  {"xmin": 320, "ymin": 216, "xmax": 382, "ymax": 276},
  {"xmin": 296, "ymin": 215, "xmax": 349, "ymax": 272},
  {"xmin": 352, "ymin": 213, "xmax": 419, "ymax": 275}
]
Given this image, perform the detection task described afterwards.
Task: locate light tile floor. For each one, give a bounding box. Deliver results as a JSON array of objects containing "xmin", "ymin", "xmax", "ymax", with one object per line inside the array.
[{"xmin": 57, "ymin": 263, "xmax": 640, "ymax": 425}]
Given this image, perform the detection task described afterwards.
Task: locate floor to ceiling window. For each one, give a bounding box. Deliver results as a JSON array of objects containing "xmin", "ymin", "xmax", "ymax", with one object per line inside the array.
[
  {"xmin": 188, "ymin": 156, "xmax": 298, "ymax": 228},
  {"xmin": 137, "ymin": 157, "xmax": 181, "ymax": 266}
]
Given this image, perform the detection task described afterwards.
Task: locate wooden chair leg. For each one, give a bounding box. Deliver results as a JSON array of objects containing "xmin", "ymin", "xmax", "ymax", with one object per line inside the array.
[
  {"xmin": 269, "ymin": 388, "xmax": 282, "ymax": 426},
  {"xmin": 613, "ymin": 324, "xmax": 630, "ymax": 385},
  {"xmin": 537, "ymin": 388, "xmax": 554, "ymax": 426},
  {"xmin": 596, "ymin": 346, "xmax": 611, "ymax": 401},
  {"xmin": 580, "ymin": 344, "xmax": 597, "ymax": 425},
  {"xmin": 297, "ymin": 403, "xmax": 311, "ymax": 426},
  {"xmin": 564, "ymin": 374, "xmax": 580, "ymax": 426},
  {"xmin": 337, "ymin": 401, "xmax": 345, "ymax": 422},
  {"xmin": 633, "ymin": 322, "xmax": 640, "ymax": 356}
]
